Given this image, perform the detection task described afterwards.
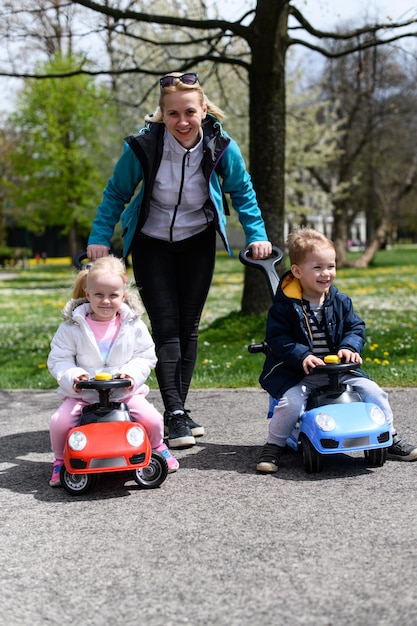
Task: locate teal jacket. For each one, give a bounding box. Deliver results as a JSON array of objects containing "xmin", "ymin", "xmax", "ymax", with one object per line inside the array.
[{"xmin": 88, "ymin": 115, "xmax": 268, "ymax": 257}]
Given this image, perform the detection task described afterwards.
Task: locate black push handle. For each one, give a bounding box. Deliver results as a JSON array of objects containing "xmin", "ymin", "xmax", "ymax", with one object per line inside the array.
[
  {"xmin": 73, "ymin": 251, "xmax": 91, "ymax": 271},
  {"xmin": 238, "ymin": 245, "xmax": 284, "ymax": 298}
]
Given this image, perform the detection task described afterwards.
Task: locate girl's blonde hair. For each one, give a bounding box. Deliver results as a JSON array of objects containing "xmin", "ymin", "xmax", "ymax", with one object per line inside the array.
[
  {"xmin": 145, "ymin": 72, "xmax": 225, "ymax": 123},
  {"xmin": 72, "ymin": 256, "xmax": 129, "ymax": 299},
  {"xmin": 287, "ymin": 228, "xmax": 335, "ymax": 266}
]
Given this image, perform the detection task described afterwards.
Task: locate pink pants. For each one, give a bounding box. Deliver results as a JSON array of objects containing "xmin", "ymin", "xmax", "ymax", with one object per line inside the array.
[{"xmin": 49, "ymin": 392, "xmax": 164, "ymax": 459}]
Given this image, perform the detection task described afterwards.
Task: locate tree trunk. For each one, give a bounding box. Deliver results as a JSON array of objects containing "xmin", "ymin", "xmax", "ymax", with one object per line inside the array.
[
  {"xmin": 241, "ymin": 0, "xmax": 289, "ymax": 314},
  {"xmin": 67, "ymin": 226, "xmax": 79, "ymax": 261},
  {"xmin": 352, "ymin": 232, "xmax": 383, "ymax": 268},
  {"xmin": 332, "ymin": 200, "xmax": 349, "ymax": 267}
]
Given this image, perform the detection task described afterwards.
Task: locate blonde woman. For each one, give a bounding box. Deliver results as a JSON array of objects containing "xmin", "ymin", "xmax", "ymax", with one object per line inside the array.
[{"xmin": 87, "ymin": 72, "xmax": 271, "ymax": 449}]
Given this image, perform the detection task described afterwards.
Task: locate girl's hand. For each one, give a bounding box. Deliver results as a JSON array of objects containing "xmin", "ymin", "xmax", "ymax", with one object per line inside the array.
[
  {"xmin": 302, "ymin": 354, "xmax": 325, "ymax": 375},
  {"xmin": 118, "ymin": 373, "xmax": 134, "ymax": 390},
  {"xmin": 248, "ymin": 241, "xmax": 272, "ymax": 259},
  {"xmin": 338, "ymin": 349, "xmax": 362, "ymax": 364},
  {"xmin": 73, "ymin": 374, "xmax": 89, "ymax": 393}
]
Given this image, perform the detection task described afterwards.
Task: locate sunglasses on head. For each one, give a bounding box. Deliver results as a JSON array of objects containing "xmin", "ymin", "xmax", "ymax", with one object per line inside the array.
[{"xmin": 159, "ymin": 73, "xmax": 199, "ymax": 89}]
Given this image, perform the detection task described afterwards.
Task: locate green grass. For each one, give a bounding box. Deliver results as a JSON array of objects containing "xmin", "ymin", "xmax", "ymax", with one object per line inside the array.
[{"xmin": 1, "ymin": 246, "xmax": 417, "ymax": 389}]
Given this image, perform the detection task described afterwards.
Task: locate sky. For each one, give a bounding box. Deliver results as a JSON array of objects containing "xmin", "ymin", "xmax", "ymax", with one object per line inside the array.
[
  {"xmin": 1, "ymin": 1, "xmax": 417, "ymax": 115},
  {"xmin": 293, "ymin": 0, "xmax": 417, "ymax": 28},
  {"xmin": 218, "ymin": 0, "xmax": 417, "ymax": 29},
  {"xmin": 218, "ymin": 0, "xmax": 417, "ymax": 27}
]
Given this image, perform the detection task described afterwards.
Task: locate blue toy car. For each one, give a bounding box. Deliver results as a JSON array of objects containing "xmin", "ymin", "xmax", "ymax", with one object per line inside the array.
[
  {"xmin": 240, "ymin": 247, "xmax": 392, "ymax": 473},
  {"xmin": 269, "ymin": 359, "xmax": 392, "ymax": 472}
]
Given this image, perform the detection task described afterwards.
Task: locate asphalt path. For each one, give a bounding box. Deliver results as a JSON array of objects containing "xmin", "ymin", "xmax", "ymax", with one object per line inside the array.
[{"xmin": 1, "ymin": 386, "xmax": 417, "ymax": 626}]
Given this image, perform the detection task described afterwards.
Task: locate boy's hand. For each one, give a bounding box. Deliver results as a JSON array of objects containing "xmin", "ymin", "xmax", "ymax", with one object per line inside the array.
[
  {"xmin": 337, "ymin": 349, "xmax": 362, "ymax": 364},
  {"xmin": 303, "ymin": 354, "xmax": 325, "ymax": 375}
]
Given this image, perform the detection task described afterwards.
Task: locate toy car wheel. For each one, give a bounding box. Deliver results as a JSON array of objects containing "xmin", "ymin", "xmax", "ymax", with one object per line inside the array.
[
  {"xmin": 133, "ymin": 451, "xmax": 168, "ymax": 489},
  {"xmin": 364, "ymin": 448, "xmax": 387, "ymax": 467},
  {"xmin": 60, "ymin": 467, "xmax": 98, "ymax": 495},
  {"xmin": 300, "ymin": 434, "xmax": 322, "ymax": 473}
]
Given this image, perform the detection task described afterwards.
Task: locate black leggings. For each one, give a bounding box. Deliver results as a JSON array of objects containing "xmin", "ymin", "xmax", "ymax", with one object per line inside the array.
[{"xmin": 131, "ymin": 226, "xmax": 216, "ymax": 413}]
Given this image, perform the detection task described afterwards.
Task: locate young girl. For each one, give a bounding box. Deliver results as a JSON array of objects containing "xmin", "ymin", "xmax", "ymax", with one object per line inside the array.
[
  {"xmin": 47, "ymin": 255, "xmax": 178, "ymax": 487},
  {"xmin": 86, "ymin": 71, "xmax": 272, "ymax": 449}
]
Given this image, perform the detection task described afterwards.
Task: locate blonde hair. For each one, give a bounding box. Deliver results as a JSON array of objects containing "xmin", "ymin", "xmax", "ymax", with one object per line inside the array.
[
  {"xmin": 145, "ymin": 72, "xmax": 225, "ymax": 123},
  {"xmin": 72, "ymin": 256, "xmax": 129, "ymax": 300},
  {"xmin": 287, "ymin": 228, "xmax": 335, "ymax": 266}
]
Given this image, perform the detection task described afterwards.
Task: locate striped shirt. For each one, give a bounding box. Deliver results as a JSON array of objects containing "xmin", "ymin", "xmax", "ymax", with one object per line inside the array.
[{"xmin": 304, "ymin": 301, "xmax": 329, "ymax": 357}]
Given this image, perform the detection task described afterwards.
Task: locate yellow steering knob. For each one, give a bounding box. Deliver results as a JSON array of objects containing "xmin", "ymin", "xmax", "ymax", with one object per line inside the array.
[
  {"xmin": 95, "ymin": 372, "xmax": 112, "ymax": 381},
  {"xmin": 324, "ymin": 355, "xmax": 340, "ymax": 364}
]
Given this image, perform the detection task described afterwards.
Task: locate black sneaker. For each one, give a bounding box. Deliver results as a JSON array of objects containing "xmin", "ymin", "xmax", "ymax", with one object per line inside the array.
[
  {"xmin": 184, "ymin": 410, "xmax": 204, "ymax": 437},
  {"xmin": 387, "ymin": 434, "xmax": 417, "ymax": 461},
  {"xmin": 165, "ymin": 411, "xmax": 195, "ymax": 449},
  {"xmin": 164, "ymin": 410, "xmax": 205, "ymax": 438},
  {"xmin": 256, "ymin": 443, "xmax": 284, "ymax": 473}
]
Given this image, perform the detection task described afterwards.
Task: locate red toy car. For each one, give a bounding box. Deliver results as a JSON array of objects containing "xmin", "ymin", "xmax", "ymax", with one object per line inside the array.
[{"xmin": 60, "ymin": 375, "xmax": 168, "ymax": 495}]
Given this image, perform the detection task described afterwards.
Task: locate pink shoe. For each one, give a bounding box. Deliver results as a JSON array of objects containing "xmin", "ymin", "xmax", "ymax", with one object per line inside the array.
[
  {"xmin": 154, "ymin": 443, "xmax": 179, "ymax": 473},
  {"xmin": 49, "ymin": 459, "xmax": 63, "ymax": 487}
]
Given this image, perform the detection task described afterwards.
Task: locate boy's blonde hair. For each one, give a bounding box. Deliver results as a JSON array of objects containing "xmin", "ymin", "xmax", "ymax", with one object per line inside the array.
[
  {"xmin": 145, "ymin": 72, "xmax": 225, "ymax": 123},
  {"xmin": 287, "ymin": 228, "xmax": 335, "ymax": 266},
  {"xmin": 72, "ymin": 256, "xmax": 129, "ymax": 300}
]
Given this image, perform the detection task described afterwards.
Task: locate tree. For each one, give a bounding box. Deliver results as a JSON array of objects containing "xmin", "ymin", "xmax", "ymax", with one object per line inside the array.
[
  {"xmin": 311, "ymin": 41, "xmax": 417, "ymax": 265},
  {"xmin": 7, "ymin": 53, "xmax": 116, "ymax": 257},
  {"xmin": 285, "ymin": 66, "xmax": 345, "ymax": 233},
  {"xmin": 0, "ymin": 126, "xmax": 15, "ymax": 247},
  {"xmin": 1, "ymin": 0, "xmax": 417, "ymax": 310}
]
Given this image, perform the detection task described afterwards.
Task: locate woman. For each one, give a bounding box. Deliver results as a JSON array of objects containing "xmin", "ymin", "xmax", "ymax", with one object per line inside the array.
[{"xmin": 87, "ymin": 71, "xmax": 271, "ymax": 449}]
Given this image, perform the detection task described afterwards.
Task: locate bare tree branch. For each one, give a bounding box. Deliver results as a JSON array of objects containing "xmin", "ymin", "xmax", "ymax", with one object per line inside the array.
[
  {"xmin": 70, "ymin": 0, "xmax": 252, "ymax": 37},
  {"xmin": 289, "ymin": 5, "xmax": 417, "ymax": 41},
  {"xmin": 289, "ymin": 32, "xmax": 417, "ymax": 58}
]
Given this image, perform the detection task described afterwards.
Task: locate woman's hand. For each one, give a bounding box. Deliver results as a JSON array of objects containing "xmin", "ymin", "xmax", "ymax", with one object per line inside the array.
[
  {"xmin": 248, "ymin": 241, "xmax": 272, "ymax": 259},
  {"xmin": 87, "ymin": 244, "xmax": 110, "ymax": 261}
]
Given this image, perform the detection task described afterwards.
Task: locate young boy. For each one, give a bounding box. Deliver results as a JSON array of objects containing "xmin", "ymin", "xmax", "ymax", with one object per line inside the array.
[{"xmin": 256, "ymin": 227, "xmax": 417, "ymax": 473}]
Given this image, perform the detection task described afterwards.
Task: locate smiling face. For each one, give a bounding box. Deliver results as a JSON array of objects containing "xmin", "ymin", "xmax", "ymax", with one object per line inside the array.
[
  {"xmin": 161, "ymin": 90, "xmax": 207, "ymax": 149},
  {"xmin": 85, "ymin": 273, "xmax": 126, "ymax": 322},
  {"xmin": 291, "ymin": 244, "xmax": 336, "ymax": 304}
]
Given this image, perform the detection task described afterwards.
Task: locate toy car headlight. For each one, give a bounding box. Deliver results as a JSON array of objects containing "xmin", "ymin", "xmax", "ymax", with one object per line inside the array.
[
  {"xmin": 126, "ymin": 426, "xmax": 145, "ymax": 447},
  {"xmin": 315, "ymin": 412, "xmax": 336, "ymax": 432},
  {"xmin": 68, "ymin": 431, "xmax": 87, "ymax": 451},
  {"xmin": 370, "ymin": 405, "xmax": 386, "ymax": 426}
]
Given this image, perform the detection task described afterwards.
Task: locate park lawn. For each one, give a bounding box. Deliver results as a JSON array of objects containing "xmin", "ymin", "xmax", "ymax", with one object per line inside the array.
[{"xmin": 0, "ymin": 246, "xmax": 417, "ymax": 389}]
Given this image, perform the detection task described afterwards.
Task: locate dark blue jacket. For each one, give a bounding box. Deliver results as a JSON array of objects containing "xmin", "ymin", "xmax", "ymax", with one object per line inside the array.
[{"xmin": 259, "ymin": 271, "xmax": 367, "ymax": 398}]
